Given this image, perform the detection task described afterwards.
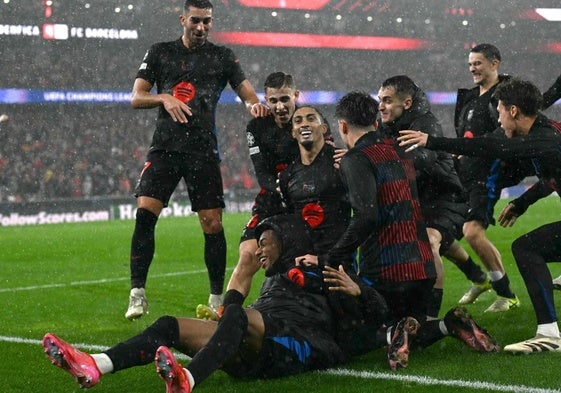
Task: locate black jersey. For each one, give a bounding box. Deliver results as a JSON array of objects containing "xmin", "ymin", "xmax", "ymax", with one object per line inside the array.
[
  {"xmin": 246, "ymin": 115, "xmax": 299, "ymax": 192},
  {"xmin": 136, "ymin": 38, "xmax": 247, "ymax": 158},
  {"xmin": 278, "ymin": 144, "xmax": 351, "ymax": 259},
  {"xmin": 429, "ymin": 115, "xmax": 561, "ymax": 209},
  {"xmin": 245, "ymin": 115, "xmax": 299, "ymax": 219}
]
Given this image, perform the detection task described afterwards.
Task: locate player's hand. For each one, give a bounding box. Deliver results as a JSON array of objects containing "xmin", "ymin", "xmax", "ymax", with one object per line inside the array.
[
  {"xmin": 498, "ymin": 203, "xmax": 519, "ymax": 227},
  {"xmin": 162, "ymin": 95, "xmax": 192, "ymax": 123},
  {"xmin": 295, "ymin": 254, "xmax": 318, "ymax": 267},
  {"xmin": 333, "ymin": 148, "xmax": 347, "ymax": 169},
  {"xmin": 323, "ymin": 265, "xmax": 361, "ymax": 297},
  {"xmin": 249, "ymin": 103, "xmax": 270, "ymax": 118},
  {"xmin": 397, "ymin": 130, "xmax": 428, "ymax": 152}
]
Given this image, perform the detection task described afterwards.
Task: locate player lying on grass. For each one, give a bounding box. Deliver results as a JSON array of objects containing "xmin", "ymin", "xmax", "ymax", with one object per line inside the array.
[{"xmin": 42, "ymin": 214, "xmax": 388, "ymax": 391}]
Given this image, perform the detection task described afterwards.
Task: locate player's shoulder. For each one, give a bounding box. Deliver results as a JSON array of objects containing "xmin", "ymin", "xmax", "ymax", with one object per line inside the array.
[
  {"xmin": 247, "ymin": 115, "xmax": 276, "ymax": 133},
  {"xmin": 203, "ymin": 41, "xmax": 236, "ymax": 55}
]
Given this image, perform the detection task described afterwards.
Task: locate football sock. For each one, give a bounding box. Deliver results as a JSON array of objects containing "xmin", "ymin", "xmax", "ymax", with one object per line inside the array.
[
  {"xmin": 187, "ymin": 304, "xmax": 247, "ymax": 385},
  {"xmin": 105, "ymin": 315, "xmax": 179, "ymax": 372},
  {"xmin": 204, "ymin": 230, "xmax": 227, "ymax": 295},
  {"xmin": 412, "ymin": 319, "xmax": 444, "ymax": 349},
  {"xmin": 223, "ymin": 289, "xmax": 245, "ymax": 307},
  {"xmin": 130, "ymin": 208, "xmax": 158, "ymax": 289},
  {"xmin": 490, "ymin": 274, "xmax": 516, "ymax": 298},
  {"xmin": 456, "ymin": 256, "xmax": 487, "ymax": 283},
  {"xmin": 91, "ymin": 353, "xmax": 114, "ymax": 375},
  {"xmin": 427, "ymin": 288, "xmax": 443, "ymax": 319},
  {"xmin": 537, "ymin": 323, "xmax": 561, "ymax": 338},
  {"xmin": 488, "ymin": 270, "xmax": 504, "ymax": 282}
]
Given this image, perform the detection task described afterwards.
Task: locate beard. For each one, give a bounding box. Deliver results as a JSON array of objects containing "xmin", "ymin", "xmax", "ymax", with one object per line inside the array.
[{"xmin": 301, "ymin": 140, "xmax": 314, "ymax": 151}]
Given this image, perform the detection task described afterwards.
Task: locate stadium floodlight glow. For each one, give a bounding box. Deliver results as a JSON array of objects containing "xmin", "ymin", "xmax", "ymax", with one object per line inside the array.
[{"xmin": 535, "ymin": 8, "xmax": 561, "ymax": 21}]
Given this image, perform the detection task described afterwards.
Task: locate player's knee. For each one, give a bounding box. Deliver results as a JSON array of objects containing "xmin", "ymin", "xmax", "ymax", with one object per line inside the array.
[
  {"xmin": 148, "ymin": 315, "xmax": 180, "ymax": 345},
  {"xmin": 462, "ymin": 223, "xmax": 482, "ymax": 243}
]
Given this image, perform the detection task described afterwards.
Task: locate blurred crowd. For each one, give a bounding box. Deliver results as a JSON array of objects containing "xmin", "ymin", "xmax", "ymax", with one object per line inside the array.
[
  {"xmin": 0, "ymin": 104, "xmax": 256, "ymax": 203},
  {"xmin": 1, "ymin": 1, "xmax": 560, "ymax": 203}
]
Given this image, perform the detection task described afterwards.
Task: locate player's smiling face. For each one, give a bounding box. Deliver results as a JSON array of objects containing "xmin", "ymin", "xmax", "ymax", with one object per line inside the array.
[
  {"xmin": 265, "ymin": 86, "xmax": 299, "ymax": 127},
  {"xmin": 180, "ymin": 7, "xmax": 213, "ymax": 49},
  {"xmin": 291, "ymin": 107, "xmax": 326, "ymax": 151},
  {"xmin": 468, "ymin": 52, "xmax": 498, "ymax": 87},
  {"xmin": 378, "ymin": 86, "xmax": 410, "ymax": 124},
  {"xmin": 256, "ymin": 230, "xmax": 282, "ymax": 276}
]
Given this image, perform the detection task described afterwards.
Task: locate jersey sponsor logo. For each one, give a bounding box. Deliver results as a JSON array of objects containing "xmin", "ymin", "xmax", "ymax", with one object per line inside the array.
[
  {"xmin": 173, "ymin": 81, "xmax": 196, "ymax": 103},
  {"xmin": 301, "ymin": 202, "xmax": 324, "ymax": 228},
  {"xmin": 275, "ymin": 163, "xmax": 288, "ymax": 175}
]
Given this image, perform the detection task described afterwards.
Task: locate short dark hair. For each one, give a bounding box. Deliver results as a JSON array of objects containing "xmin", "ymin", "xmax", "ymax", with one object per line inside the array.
[
  {"xmin": 380, "ymin": 75, "xmax": 419, "ymax": 100},
  {"xmin": 335, "ymin": 91, "xmax": 379, "ymax": 127},
  {"xmin": 470, "ymin": 43, "xmax": 501, "ymax": 62},
  {"xmin": 292, "ymin": 105, "xmax": 332, "ymax": 139},
  {"xmin": 264, "ymin": 72, "xmax": 295, "ymax": 91},
  {"xmin": 494, "ymin": 78, "xmax": 543, "ymax": 116},
  {"xmin": 184, "ymin": 0, "xmax": 213, "ymax": 12}
]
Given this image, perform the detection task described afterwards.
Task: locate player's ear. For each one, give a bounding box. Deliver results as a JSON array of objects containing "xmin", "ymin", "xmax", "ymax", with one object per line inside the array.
[{"xmin": 404, "ymin": 97, "xmax": 413, "ymax": 110}]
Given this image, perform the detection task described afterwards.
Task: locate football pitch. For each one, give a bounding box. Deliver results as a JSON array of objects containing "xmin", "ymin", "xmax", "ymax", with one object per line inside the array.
[{"xmin": 2, "ymin": 198, "xmax": 561, "ymax": 393}]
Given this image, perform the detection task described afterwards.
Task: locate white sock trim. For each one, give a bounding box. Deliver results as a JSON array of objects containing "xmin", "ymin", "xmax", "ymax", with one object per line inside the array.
[
  {"xmin": 91, "ymin": 353, "xmax": 114, "ymax": 375},
  {"xmin": 186, "ymin": 368, "xmax": 195, "ymax": 390},
  {"xmin": 536, "ymin": 322, "xmax": 561, "ymax": 338}
]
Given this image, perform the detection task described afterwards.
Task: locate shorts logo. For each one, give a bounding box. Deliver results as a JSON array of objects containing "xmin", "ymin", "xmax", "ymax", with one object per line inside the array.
[
  {"xmin": 301, "ymin": 203, "xmax": 324, "ymax": 228},
  {"xmin": 140, "ymin": 161, "xmax": 152, "ymax": 178}
]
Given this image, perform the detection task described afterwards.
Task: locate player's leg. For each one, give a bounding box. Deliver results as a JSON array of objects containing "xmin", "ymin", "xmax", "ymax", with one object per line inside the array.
[
  {"xmin": 187, "ymin": 156, "xmax": 227, "ymax": 312},
  {"xmin": 159, "ymin": 306, "xmax": 264, "ymax": 391},
  {"xmin": 196, "ymin": 214, "xmax": 264, "ymax": 321},
  {"xmin": 443, "ymin": 240, "xmax": 490, "ymax": 304},
  {"xmin": 43, "ymin": 315, "xmax": 201, "ymax": 389},
  {"xmin": 426, "ymin": 227, "xmax": 444, "ymax": 319},
  {"xmin": 462, "ymin": 189, "xmax": 518, "ymax": 312},
  {"xmin": 127, "ymin": 152, "xmax": 180, "ymax": 320},
  {"xmin": 504, "ymin": 222, "xmax": 561, "ymax": 354},
  {"xmin": 463, "ymin": 219, "xmax": 519, "ymax": 312}
]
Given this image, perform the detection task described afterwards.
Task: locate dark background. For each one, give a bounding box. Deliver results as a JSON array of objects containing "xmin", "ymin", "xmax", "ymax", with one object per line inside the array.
[{"xmin": 0, "ymin": 0, "xmax": 560, "ymax": 202}]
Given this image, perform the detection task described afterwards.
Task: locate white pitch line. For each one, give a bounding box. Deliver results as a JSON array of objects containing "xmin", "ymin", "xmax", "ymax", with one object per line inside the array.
[
  {"xmin": 5, "ymin": 335, "xmax": 559, "ymax": 393},
  {"xmin": 0, "ymin": 268, "xmax": 231, "ymax": 293},
  {"xmin": 323, "ymin": 368, "xmax": 561, "ymax": 393}
]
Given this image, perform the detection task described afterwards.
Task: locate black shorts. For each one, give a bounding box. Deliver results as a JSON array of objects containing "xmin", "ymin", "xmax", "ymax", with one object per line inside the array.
[
  {"xmin": 222, "ymin": 313, "xmax": 344, "ymax": 379},
  {"xmin": 464, "ymin": 182, "xmax": 498, "ymax": 228},
  {"xmin": 134, "ymin": 151, "xmax": 224, "ymax": 211},
  {"xmin": 422, "ymin": 200, "xmax": 467, "ymax": 253},
  {"xmin": 373, "ymin": 278, "xmax": 435, "ymax": 325}
]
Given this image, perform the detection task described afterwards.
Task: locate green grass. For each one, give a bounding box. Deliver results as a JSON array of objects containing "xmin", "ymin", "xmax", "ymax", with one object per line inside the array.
[{"xmin": 2, "ymin": 198, "xmax": 561, "ymax": 392}]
